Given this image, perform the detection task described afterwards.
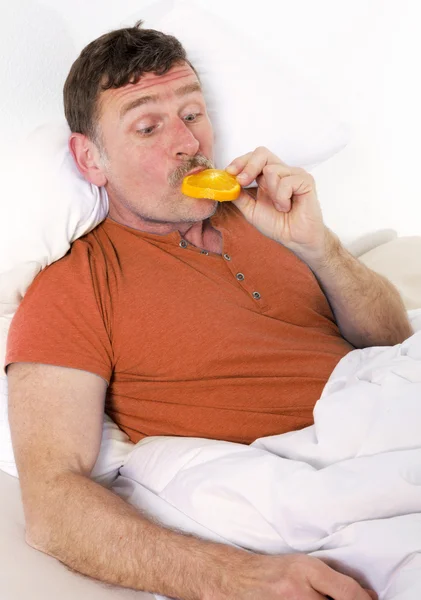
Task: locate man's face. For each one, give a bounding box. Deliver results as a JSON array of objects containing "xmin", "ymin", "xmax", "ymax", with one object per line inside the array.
[{"xmin": 95, "ymin": 62, "xmax": 216, "ymax": 225}]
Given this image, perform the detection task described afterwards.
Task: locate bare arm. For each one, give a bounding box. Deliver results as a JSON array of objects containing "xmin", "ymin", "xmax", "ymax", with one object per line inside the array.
[
  {"xmin": 231, "ymin": 155, "xmax": 411, "ymax": 350},
  {"xmin": 7, "ymin": 362, "xmax": 244, "ymax": 599},
  {"xmin": 8, "ymin": 362, "xmax": 375, "ymax": 600},
  {"xmin": 298, "ymin": 229, "xmax": 413, "ymax": 348}
]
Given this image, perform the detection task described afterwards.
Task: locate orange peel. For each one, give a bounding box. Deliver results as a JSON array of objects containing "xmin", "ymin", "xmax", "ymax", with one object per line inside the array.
[{"xmin": 181, "ymin": 169, "xmax": 241, "ymax": 202}]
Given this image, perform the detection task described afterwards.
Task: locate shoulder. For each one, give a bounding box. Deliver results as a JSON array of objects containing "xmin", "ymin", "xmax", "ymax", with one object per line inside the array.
[
  {"xmin": 44, "ymin": 222, "xmax": 108, "ymax": 276},
  {"xmin": 25, "ymin": 222, "xmax": 112, "ymax": 302}
]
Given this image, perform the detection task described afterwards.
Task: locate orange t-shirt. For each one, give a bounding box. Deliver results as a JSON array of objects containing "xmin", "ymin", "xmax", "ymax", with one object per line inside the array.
[{"xmin": 5, "ymin": 203, "xmax": 353, "ymax": 444}]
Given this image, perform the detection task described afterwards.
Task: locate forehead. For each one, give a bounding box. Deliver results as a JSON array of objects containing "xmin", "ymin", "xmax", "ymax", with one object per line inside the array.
[{"xmin": 98, "ymin": 63, "xmax": 203, "ymax": 120}]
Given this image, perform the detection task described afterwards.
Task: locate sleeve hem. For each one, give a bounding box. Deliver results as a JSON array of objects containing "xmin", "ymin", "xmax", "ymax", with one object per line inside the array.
[{"xmin": 4, "ymin": 356, "xmax": 110, "ymax": 385}]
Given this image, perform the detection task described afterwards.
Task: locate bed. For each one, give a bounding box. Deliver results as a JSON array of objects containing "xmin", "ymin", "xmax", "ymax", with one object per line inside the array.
[
  {"xmin": 0, "ymin": 469, "xmax": 152, "ymax": 599},
  {"xmin": 1, "ymin": 1, "xmax": 421, "ymax": 599}
]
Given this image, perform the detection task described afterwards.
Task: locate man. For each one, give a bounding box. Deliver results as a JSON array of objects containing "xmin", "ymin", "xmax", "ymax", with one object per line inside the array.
[{"xmin": 6, "ymin": 21, "xmax": 409, "ymax": 600}]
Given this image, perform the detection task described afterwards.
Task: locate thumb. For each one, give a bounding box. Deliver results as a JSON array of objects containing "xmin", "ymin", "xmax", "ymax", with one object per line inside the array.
[{"xmin": 231, "ymin": 188, "xmax": 256, "ymax": 218}]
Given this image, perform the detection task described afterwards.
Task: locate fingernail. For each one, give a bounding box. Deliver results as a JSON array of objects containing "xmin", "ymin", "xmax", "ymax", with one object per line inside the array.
[
  {"xmin": 237, "ymin": 173, "xmax": 248, "ymax": 181},
  {"xmin": 225, "ymin": 165, "xmax": 237, "ymax": 173}
]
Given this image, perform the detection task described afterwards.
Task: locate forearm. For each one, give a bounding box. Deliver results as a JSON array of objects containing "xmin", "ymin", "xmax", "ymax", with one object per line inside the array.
[
  {"xmin": 25, "ymin": 471, "xmax": 248, "ymax": 599},
  {"xmin": 296, "ymin": 228, "xmax": 413, "ymax": 348}
]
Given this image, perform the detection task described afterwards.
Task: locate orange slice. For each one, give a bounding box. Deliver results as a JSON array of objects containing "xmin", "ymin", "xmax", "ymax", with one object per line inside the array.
[{"xmin": 182, "ymin": 169, "xmax": 241, "ymax": 202}]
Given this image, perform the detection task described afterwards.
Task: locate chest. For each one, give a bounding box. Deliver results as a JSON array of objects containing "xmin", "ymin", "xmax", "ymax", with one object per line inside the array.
[{"xmin": 106, "ymin": 232, "xmax": 334, "ymax": 378}]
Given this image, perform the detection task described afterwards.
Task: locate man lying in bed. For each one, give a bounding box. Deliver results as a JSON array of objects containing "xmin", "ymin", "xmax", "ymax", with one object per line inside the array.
[{"xmin": 6, "ymin": 21, "xmax": 408, "ymax": 600}]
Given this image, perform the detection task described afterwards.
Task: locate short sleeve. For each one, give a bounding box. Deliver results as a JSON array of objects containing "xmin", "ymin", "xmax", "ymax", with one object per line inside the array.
[{"xmin": 5, "ymin": 239, "xmax": 113, "ymax": 383}]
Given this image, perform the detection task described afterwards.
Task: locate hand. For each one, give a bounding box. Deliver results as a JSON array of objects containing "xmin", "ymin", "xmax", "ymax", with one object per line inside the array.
[
  {"xmin": 226, "ymin": 146, "xmax": 327, "ymax": 260},
  {"xmin": 209, "ymin": 553, "xmax": 377, "ymax": 600}
]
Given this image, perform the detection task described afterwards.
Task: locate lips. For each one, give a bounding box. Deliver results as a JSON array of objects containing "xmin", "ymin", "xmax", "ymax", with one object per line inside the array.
[{"xmin": 186, "ymin": 167, "xmax": 206, "ymax": 177}]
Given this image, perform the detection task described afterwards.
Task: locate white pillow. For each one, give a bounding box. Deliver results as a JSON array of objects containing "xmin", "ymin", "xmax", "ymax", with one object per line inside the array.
[
  {"xmin": 0, "ymin": 121, "xmax": 109, "ymax": 375},
  {"xmin": 0, "ymin": 1, "xmax": 349, "ymax": 477},
  {"xmin": 138, "ymin": 0, "xmax": 350, "ymax": 171},
  {"xmin": 0, "ymin": 122, "xmax": 110, "ymax": 476}
]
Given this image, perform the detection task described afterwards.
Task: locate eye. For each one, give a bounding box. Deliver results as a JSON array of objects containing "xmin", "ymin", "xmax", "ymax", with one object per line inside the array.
[
  {"xmin": 137, "ymin": 126, "xmax": 155, "ymax": 136},
  {"xmin": 184, "ymin": 113, "xmax": 201, "ymax": 122}
]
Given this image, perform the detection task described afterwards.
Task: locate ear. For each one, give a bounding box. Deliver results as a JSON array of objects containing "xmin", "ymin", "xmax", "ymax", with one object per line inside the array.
[{"xmin": 68, "ymin": 133, "xmax": 108, "ymax": 187}]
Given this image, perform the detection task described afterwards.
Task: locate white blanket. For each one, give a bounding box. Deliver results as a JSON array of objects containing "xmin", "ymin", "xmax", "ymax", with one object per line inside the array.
[{"xmin": 112, "ymin": 323, "xmax": 421, "ymax": 600}]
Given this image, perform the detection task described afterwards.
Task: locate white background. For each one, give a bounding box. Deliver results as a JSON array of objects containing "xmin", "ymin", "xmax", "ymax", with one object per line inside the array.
[{"xmin": 1, "ymin": 0, "xmax": 420, "ymax": 244}]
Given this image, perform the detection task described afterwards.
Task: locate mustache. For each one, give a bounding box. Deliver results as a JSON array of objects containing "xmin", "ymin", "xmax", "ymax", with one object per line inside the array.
[{"xmin": 169, "ymin": 154, "xmax": 214, "ymax": 187}]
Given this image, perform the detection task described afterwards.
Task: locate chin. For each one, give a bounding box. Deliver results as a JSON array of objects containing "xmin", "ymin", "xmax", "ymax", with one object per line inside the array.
[{"xmin": 181, "ymin": 196, "xmax": 218, "ymax": 220}]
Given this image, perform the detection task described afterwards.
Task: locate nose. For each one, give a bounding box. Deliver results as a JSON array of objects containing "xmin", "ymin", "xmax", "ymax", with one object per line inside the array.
[{"xmin": 171, "ymin": 119, "xmax": 200, "ymax": 159}]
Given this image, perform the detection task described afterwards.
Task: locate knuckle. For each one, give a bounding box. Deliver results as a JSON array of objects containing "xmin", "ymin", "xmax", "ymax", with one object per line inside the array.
[
  {"xmin": 295, "ymin": 166, "xmax": 314, "ymax": 179},
  {"xmin": 262, "ymin": 164, "xmax": 277, "ymax": 176}
]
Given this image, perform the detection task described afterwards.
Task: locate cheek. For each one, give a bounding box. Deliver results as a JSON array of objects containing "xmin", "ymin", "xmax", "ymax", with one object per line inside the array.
[
  {"xmin": 123, "ymin": 146, "xmax": 164, "ymax": 184},
  {"xmin": 143, "ymin": 159, "xmax": 170, "ymax": 189}
]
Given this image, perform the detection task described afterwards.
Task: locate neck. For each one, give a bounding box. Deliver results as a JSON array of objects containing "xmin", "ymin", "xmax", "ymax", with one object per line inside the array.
[
  {"xmin": 107, "ymin": 206, "xmax": 223, "ymax": 254},
  {"xmin": 182, "ymin": 220, "xmax": 222, "ymax": 254}
]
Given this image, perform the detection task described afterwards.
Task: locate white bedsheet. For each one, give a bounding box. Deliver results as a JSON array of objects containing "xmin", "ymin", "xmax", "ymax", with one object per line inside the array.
[{"xmin": 112, "ymin": 317, "xmax": 421, "ymax": 600}]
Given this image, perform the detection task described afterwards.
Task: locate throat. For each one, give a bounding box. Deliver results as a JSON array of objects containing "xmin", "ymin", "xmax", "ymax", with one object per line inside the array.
[{"xmin": 182, "ymin": 220, "xmax": 223, "ymax": 254}]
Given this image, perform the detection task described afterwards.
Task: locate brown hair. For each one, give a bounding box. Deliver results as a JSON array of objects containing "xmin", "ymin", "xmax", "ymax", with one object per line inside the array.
[{"xmin": 63, "ymin": 20, "xmax": 198, "ymax": 144}]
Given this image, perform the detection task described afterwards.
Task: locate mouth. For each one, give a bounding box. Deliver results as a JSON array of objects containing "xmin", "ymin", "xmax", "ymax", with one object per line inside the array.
[{"xmin": 185, "ymin": 167, "xmax": 206, "ymax": 177}]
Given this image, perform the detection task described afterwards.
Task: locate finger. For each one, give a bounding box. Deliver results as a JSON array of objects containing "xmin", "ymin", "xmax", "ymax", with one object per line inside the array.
[
  {"xmin": 231, "ymin": 188, "xmax": 257, "ymax": 221},
  {"xmin": 275, "ymin": 174, "xmax": 314, "ymax": 211},
  {"xmin": 226, "ymin": 147, "xmax": 286, "ymax": 186},
  {"xmin": 234, "ymin": 147, "xmax": 282, "ymax": 186},
  {"xmin": 326, "ymin": 587, "xmax": 378, "ymax": 599},
  {"xmin": 311, "ymin": 562, "xmax": 375, "ymax": 600},
  {"xmin": 257, "ymin": 167, "xmax": 313, "ymax": 212},
  {"xmin": 257, "ymin": 164, "xmax": 307, "ymax": 186},
  {"xmin": 260, "ymin": 166, "xmax": 293, "ymax": 212},
  {"xmin": 225, "ymin": 151, "xmax": 253, "ymax": 175}
]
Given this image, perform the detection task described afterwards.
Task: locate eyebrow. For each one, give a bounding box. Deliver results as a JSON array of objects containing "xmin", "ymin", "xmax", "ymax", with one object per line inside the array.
[{"xmin": 119, "ymin": 81, "xmax": 203, "ymax": 121}]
